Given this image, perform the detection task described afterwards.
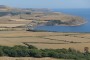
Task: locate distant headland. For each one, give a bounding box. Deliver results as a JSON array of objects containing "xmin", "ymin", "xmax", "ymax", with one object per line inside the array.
[{"xmin": 0, "ymin": 5, "xmax": 86, "ymax": 28}]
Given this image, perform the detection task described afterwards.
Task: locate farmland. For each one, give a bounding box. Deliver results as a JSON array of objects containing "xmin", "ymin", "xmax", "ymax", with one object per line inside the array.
[{"xmin": 0, "ymin": 31, "xmax": 90, "ymax": 52}]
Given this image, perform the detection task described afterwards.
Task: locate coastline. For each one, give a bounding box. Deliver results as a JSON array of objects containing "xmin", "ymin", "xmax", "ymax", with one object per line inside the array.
[
  {"xmin": 56, "ymin": 20, "xmax": 87, "ymax": 26},
  {"xmin": 38, "ymin": 19, "xmax": 87, "ymax": 27}
]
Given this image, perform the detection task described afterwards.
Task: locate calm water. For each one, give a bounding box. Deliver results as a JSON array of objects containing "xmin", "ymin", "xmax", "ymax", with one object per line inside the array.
[{"xmin": 35, "ymin": 9, "xmax": 90, "ymax": 32}]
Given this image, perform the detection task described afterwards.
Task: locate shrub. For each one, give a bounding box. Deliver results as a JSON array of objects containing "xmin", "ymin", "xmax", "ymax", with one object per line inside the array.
[
  {"xmin": 28, "ymin": 45, "xmax": 37, "ymax": 49},
  {"xmin": 29, "ymin": 49, "xmax": 42, "ymax": 58},
  {"xmin": 0, "ymin": 45, "xmax": 89, "ymax": 60}
]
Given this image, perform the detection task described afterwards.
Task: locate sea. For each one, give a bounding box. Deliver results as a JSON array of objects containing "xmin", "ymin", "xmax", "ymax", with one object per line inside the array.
[{"xmin": 35, "ymin": 9, "xmax": 90, "ymax": 33}]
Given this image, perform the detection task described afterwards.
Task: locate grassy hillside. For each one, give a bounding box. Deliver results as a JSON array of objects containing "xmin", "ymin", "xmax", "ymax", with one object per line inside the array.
[{"xmin": 0, "ymin": 5, "xmax": 86, "ymax": 27}]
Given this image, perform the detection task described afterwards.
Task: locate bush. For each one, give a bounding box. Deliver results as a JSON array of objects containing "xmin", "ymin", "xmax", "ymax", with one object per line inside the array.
[
  {"xmin": 0, "ymin": 45, "xmax": 89, "ymax": 60},
  {"xmin": 48, "ymin": 51, "xmax": 59, "ymax": 58},
  {"xmin": 29, "ymin": 49, "xmax": 42, "ymax": 58},
  {"xmin": 28, "ymin": 45, "xmax": 37, "ymax": 49},
  {"xmin": 0, "ymin": 49, "xmax": 4, "ymax": 56},
  {"xmin": 13, "ymin": 45, "xmax": 28, "ymax": 49}
]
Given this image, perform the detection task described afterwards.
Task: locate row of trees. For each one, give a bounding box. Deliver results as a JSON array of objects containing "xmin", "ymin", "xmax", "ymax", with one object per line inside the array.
[{"xmin": 0, "ymin": 45, "xmax": 90, "ymax": 60}]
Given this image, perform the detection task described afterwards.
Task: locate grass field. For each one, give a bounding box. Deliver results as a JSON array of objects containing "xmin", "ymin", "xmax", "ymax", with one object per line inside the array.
[{"xmin": 0, "ymin": 31, "xmax": 90, "ymax": 52}]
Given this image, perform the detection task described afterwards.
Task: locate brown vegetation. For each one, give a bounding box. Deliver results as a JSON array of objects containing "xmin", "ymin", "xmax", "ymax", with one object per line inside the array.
[{"xmin": 0, "ymin": 31, "xmax": 90, "ymax": 52}]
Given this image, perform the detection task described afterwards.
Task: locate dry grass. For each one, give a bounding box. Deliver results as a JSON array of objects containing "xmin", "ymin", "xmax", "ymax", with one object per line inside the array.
[
  {"xmin": 29, "ymin": 43, "xmax": 90, "ymax": 52},
  {"xmin": 10, "ymin": 19, "xmax": 32, "ymax": 22},
  {"xmin": 45, "ymin": 35, "xmax": 90, "ymax": 42},
  {"xmin": 0, "ymin": 57, "xmax": 62, "ymax": 60},
  {"xmin": 0, "ymin": 24, "xmax": 25, "ymax": 27},
  {"xmin": 0, "ymin": 31, "xmax": 90, "ymax": 52}
]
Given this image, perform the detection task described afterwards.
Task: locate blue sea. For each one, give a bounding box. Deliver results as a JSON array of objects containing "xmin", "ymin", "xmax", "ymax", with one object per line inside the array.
[{"xmin": 35, "ymin": 9, "xmax": 90, "ymax": 32}]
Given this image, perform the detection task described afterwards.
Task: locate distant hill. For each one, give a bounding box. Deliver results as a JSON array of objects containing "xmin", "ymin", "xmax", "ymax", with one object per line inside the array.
[
  {"xmin": 0, "ymin": 5, "xmax": 8, "ymax": 8},
  {"xmin": 0, "ymin": 5, "xmax": 12, "ymax": 10},
  {"xmin": 0, "ymin": 5, "xmax": 51, "ymax": 16},
  {"xmin": 0, "ymin": 5, "xmax": 86, "ymax": 26},
  {"xmin": 0, "ymin": 5, "xmax": 51, "ymax": 12}
]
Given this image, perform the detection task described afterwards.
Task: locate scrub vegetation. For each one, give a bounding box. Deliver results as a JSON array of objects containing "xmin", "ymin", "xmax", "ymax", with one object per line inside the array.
[{"xmin": 0, "ymin": 45, "xmax": 90, "ymax": 60}]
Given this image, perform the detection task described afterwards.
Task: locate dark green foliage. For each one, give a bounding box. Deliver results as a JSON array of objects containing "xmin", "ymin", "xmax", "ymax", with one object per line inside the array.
[
  {"xmin": 0, "ymin": 45, "xmax": 90, "ymax": 60},
  {"xmin": 48, "ymin": 51, "xmax": 59, "ymax": 58},
  {"xmin": 46, "ymin": 20, "xmax": 69, "ymax": 26},
  {"xmin": 13, "ymin": 45, "xmax": 28, "ymax": 49},
  {"xmin": 50, "ymin": 20, "xmax": 62, "ymax": 24},
  {"xmin": 28, "ymin": 45, "xmax": 37, "ymax": 49},
  {"xmin": 0, "ymin": 49, "xmax": 4, "ymax": 56},
  {"xmin": 29, "ymin": 49, "xmax": 42, "ymax": 58}
]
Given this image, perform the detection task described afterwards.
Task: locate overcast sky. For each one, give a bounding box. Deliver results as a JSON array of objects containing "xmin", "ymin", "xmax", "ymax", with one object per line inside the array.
[{"xmin": 0, "ymin": 0, "xmax": 90, "ymax": 8}]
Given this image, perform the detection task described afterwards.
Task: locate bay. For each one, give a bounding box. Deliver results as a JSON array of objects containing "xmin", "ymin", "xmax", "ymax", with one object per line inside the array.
[{"xmin": 35, "ymin": 9, "xmax": 90, "ymax": 32}]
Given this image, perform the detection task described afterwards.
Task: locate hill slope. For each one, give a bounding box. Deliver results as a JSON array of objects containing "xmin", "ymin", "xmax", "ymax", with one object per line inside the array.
[{"xmin": 0, "ymin": 5, "xmax": 86, "ymax": 26}]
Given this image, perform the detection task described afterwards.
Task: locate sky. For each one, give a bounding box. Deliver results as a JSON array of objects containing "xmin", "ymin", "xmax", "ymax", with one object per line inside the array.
[{"xmin": 0, "ymin": 0, "xmax": 90, "ymax": 8}]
